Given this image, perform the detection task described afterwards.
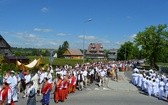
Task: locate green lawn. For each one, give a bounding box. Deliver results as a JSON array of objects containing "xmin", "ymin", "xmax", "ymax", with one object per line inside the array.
[
  {"xmin": 27, "ymin": 56, "xmax": 83, "ymax": 67},
  {"xmin": 157, "ymin": 63, "xmax": 168, "ymax": 67}
]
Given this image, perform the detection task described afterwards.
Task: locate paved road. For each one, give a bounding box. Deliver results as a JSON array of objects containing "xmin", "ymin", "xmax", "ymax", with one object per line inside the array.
[
  {"xmin": 17, "ymin": 88, "xmax": 168, "ymax": 105},
  {"xmin": 17, "ymin": 71, "xmax": 168, "ymax": 105}
]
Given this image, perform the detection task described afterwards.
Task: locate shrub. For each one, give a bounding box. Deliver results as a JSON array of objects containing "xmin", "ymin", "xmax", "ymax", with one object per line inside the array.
[{"xmin": 0, "ymin": 63, "xmax": 17, "ymax": 76}]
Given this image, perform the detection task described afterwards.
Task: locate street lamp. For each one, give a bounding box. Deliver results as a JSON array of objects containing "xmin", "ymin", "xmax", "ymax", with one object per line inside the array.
[{"xmin": 83, "ymin": 18, "xmax": 92, "ymax": 64}]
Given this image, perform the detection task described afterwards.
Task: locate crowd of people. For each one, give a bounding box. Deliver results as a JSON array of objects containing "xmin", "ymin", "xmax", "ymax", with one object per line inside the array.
[
  {"xmin": 0, "ymin": 61, "xmax": 135, "ymax": 105},
  {"xmin": 131, "ymin": 68, "xmax": 168, "ymax": 100}
]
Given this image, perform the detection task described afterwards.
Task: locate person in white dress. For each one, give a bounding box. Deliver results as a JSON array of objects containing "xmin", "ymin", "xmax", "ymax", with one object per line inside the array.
[
  {"xmin": 23, "ymin": 72, "xmax": 31, "ymax": 98},
  {"xmin": 159, "ymin": 78, "xmax": 165, "ymax": 99},
  {"xmin": 82, "ymin": 69, "xmax": 88, "ymax": 87},
  {"xmin": 147, "ymin": 78, "xmax": 153, "ymax": 96},
  {"xmin": 99, "ymin": 69, "xmax": 106, "ymax": 87},
  {"xmin": 132, "ymin": 71, "xmax": 139, "ymax": 86},
  {"xmin": 138, "ymin": 73, "xmax": 143, "ymax": 87},
  {"xmin": 155, "ymin": 77, "xmax": 160, "ymax": 96},
  {"xmin": 141, "ymin": 76, "xmax": 146, "ymax": 91},
  {"xmin": 31, "ymin": 73, "xmax": 39, "ymax": 93},
  {"xmin": 47, "ymin": 70, "xmax": 53, "ymax": 91},
  {"xmin": 165, "ymin": 80, "xmax": 168, "ymax": 101},
  {"xmin": 152, "ymin": 79, "xmax": 158, "ymax": 97},
  {"xmin": 38, "ymin": 69, "xmax": 47, "ymax": 95},
  {"xmin": 8, "ymin": 71, "xmax": 18, "ymax": 102}
]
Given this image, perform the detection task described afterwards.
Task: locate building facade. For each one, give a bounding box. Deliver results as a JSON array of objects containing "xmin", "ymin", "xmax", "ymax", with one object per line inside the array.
[
  {"xmin": 86, "ymin": 43, "xmax": 105, "ymax": 59},
  {"xmin": 108, "ymin": 49, "xmax": 118, "ymax": 60},
  {"xmin": 63, "ymin": 49, "xmax": 83, "ymax": 59}
]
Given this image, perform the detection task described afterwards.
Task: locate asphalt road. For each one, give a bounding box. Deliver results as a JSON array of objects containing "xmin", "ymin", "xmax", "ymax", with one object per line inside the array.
[
  {"xmin": 17, "ymin": 71, "xmax": 168, "ymax": 105},
  {"xmin": 17, "ymin": 88, "xmax": 168, "ymax": 105}
]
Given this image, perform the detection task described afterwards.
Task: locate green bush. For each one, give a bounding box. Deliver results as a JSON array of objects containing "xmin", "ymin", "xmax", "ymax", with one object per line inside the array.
[{"xmin": 0, "ymin": 63, "xmax": 17, "ymax": 76}]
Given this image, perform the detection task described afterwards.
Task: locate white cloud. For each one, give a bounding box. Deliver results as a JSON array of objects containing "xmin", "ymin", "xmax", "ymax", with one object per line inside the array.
[
  {"xmin": 57, "ymin": 33, "xmax": 67, "ymax": 36},
  {"xmin": 114, "ymin": 42, "xmax": 123, "ymax": 45},
  {"xmin": 28, "ymin": 34, "xmax": 36, "ymax": 38},
  {"xmin": 49, "ymin": 41, "xmax": 58, "ymax": 46},
  {"xmin": 102, "ymin": 40, "xmax": 111, "ymax": 44},
  {"xmin": 16, "ymin": 32, "xmax": 24, "ymax": 35},
  {"xmin": 34, "ymin": 28, "xmax": 52, "ymax": 32},
  {"xmin": 0, "ymin": 31, "xmax": 10, "ymax": 35},
  {"xmin": 41, "ymin": 7, "xmax": 48, "ymax": 13},
  {"xmin": 3, "ymin": 31, "xmax": 123, "ymax": 49},
  {"xmin": 78, "ymin": 35, "xmax": 96, "ymax": 40},
  {"xmin": 130, "ymin": 34, "xmax": 137, "ymax": 38}
]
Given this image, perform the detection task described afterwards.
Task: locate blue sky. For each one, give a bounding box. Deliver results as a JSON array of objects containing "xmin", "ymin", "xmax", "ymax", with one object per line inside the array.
[{"xmin": 0, "ymin": 0, "xmax": 168, "ymax": 49}]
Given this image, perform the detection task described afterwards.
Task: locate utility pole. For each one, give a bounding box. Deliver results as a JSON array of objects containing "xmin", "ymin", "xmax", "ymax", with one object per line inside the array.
[{"xmin": 83, "ymin": 18, "xmax": 92, "ymax": 64}]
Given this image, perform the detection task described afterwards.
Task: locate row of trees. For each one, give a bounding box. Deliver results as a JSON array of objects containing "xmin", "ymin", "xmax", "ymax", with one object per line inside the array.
[
  {"xmin": 12, "ymin": 48, "xmax": 51, "ymax": 56},
  {"xmin": 117, "ymin": 24, "xmax": 168, "ymax": 68},
  {"xmin": 11, "ymin": 41, "xmax": 70, "ymax": 58}
]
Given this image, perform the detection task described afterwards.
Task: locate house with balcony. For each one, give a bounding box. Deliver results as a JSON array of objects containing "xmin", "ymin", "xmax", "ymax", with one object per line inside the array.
[{"xmin": 86, "ymin": 43, "xmax": 105, "ymax": 59}]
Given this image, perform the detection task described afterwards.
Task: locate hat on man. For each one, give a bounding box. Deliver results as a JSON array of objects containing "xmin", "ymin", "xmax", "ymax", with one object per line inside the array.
[{"xmin": 10, "ymin": 70, "xmax": 15, "ymax": 73}]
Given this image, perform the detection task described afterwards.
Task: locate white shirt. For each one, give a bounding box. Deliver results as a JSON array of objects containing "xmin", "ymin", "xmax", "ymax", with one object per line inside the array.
[
  {"xmin": 10, "ymin": 76, "xmax": 17, "ymax": 88},
  {"xmin": 25, "ymin": 74, "xmax": 31, "ymax": 84},
  {"xmin": 83, "ymin": 70, "xmax": 88, "ymax": 77},
  {"xmin": 159, "ymin": 81, "xmax": 165, "ymax": 91},
  {"xmin": 62, "ymin": 70, "xmax": 67, "ymax": 76},
  {"xmin": 47, "ymin": 73, "xmax": 52, "ymax": 83},
  {"xmin": 89, "ymin": 69, "xmax": 94, "ymax": 75},
  {"xmin": 77, "ymin": 74, "xmax": 84, "ymax": 81},
  {"xmin": 39, "ymin": 72, "xmax": 47, "ymax": 84},
  {"xmin": 100, "ymin": 70, "xmax": 106, "ymax": 77}
]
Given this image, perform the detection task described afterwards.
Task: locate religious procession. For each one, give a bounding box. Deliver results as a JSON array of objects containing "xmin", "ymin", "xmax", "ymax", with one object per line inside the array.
[
  {"xmin": 0, "ymin": 60, "xmax": 132, "ymax": 105},
  {"xmin": 131, "ymin": 68, "xmax": 168, "ymax": 100}
]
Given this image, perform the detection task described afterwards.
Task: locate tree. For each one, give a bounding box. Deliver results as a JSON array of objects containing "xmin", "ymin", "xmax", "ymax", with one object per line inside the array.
[
  {"xmin": 62, "ymin": 41, "xmax": 69, "ymax": 51},
  {"xmin": 57, "ymin": 41, "xmax": 69, "ymax": 58},
  {"xmin": 57, "ymin": 45, "xmax": 63, "ymax": 58},
  {"xmin": 14, "ymin": 51, "xmax": 23, "ymax": 56},
  {"xmin": 32, "ymin": 49, "xmax": 39, "ymax": 56},
  {"xmin": 134, "ymin": 24, "xmax": 168, "ymax": 68},
  {"xmin": 157, "ymin": 47, "xmax": 168, "ymax": 63},
  {"xmin": 117, "ymin": 41, "xmax": 139, "ymax": 60}
]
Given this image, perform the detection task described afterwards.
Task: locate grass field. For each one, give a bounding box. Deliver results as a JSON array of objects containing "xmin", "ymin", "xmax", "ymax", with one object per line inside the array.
[
  {"xmin": 27, "ymin": 56, "xmax": 83, "ymax": 67},
  {"xmin": 157, "ymin": 63, "xmax": 168, "ymax": 67},
  {"xmin": 0, "ymin": 56, "xmax": 83, "ymax": 75}
]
